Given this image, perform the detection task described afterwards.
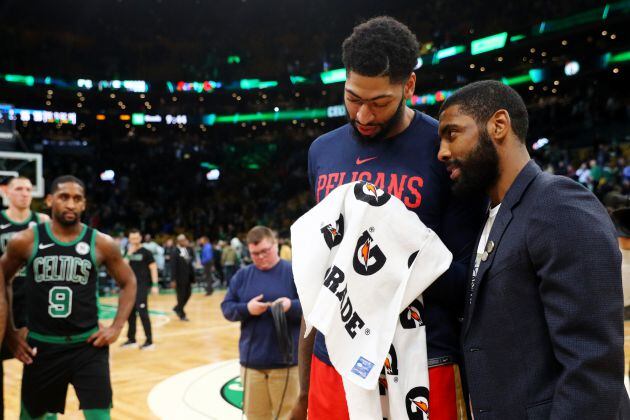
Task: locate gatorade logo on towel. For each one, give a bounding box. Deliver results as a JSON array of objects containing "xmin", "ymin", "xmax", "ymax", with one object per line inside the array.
[
  {"xmin": 320, "ymin": 213, "xmax": 344, "ymax": 249},
  {"xmin": 353, "ymin": 230, "xmax": 387, "ymax": 276},
  {"xmin": 353, "ymin": 181, "xmax": 391, "ymax": 207}
]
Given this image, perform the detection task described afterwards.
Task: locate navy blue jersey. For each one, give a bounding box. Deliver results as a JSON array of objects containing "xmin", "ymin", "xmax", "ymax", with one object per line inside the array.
[{"xmin": 308, "ymin": 111, "xmax": 486, "ymax": 365}]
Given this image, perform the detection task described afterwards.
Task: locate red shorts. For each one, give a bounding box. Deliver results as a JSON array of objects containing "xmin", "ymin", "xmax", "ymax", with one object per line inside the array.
[{"xmin": 308, "ymin": 354, "xmax": 467, "ymax": 420}]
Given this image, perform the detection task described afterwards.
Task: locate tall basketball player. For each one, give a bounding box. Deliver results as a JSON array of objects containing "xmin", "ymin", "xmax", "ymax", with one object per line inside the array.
[
  {"xmin": 0, "ymin": 176, "xmax": 50, "ymax": 417},
  {"xmin": 1, "ymin": 175, "xmax": 136, "ymax": 419}
]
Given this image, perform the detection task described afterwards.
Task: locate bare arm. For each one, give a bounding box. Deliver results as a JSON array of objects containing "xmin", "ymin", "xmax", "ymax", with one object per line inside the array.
[
  {"xmin": 88, "ymin": 233, "xmax": 137, "ymax": 347},
  {"xmin": 290, "ymin": 316, "xmax": 316, "ymax": 419},
  {"xmin": 149, "ymin": 262, "xmax": 159, "ymax": 294},
  {"xmin": 0, "ymin": 229, "xmax": 35, "ymax": 362},
  {"xmin": 0, "ymin": 271, "xmax": 6, "ymax": 344},
  {"xmin": 0, "ymin": 229, "xmax": 34, "ymax": 282}
]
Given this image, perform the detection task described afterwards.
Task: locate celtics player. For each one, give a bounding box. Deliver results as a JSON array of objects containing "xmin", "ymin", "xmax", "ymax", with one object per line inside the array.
[
  {"xmin": 0, "ymin": 175, "xmax": 137, "ymax": 420},
  {"xmin": 121, "ymin": 228, "xmax": 158, "ymax": 350},
  {"xmin": 0, "ymin": 176, "xmax": 50, "ymax": 417}
]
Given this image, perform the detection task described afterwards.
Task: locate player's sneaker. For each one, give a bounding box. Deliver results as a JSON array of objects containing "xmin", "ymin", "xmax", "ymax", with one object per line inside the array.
[
  {"xmin": 140, "ymin": 341, "xmax": 155, "ymax": 351},
  {"xmin": 120, "ymin": 340, "xmax": 138, "ymax": 348}
]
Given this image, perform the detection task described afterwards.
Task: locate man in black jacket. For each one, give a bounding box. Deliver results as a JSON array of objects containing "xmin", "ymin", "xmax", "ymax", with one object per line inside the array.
[{"xmin": 171, "ymin": 234, "xmax": 195, "ymax": 321}]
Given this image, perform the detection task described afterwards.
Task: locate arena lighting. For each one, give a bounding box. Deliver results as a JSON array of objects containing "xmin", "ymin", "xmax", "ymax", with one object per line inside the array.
[
  {"xmin": 290, "ymin": 75, "xmax": 308, "ymax": 84},
  {"xmin": 200, "ymin": 162, "xmax": 219, "ymax": 170},
  {"xmin": 408, "ymin": 90, "xmax": 454, "ymax": 106},
  {"xmin": 100, "ymin": 170, "xmax": 115, "ymax": 182},
  {"xmin": 97, "ymin": 80, "xmax": 148, "ymax": 93},
  {"xmin": 471, "ymin": 32, "xmax": 508, "ymax": 55},
  {"xmin": 9, "ymin": 108, "xmax": 76, "ymax": 125},
  {"xmin": 528, "ymin": 68, "xmax": 545, "ymax": 83},
  {"xmin": 609, "ymin": 50, "xmax": 630, "ymax": 63},
  {"xmin": 77, "ymin": 79, "xmax": 94, "ymax": 89},
  {"xmin": 3, "ymin": 74, "xmax": 35, "ymax": 86},
  {"xmin": 145, "ymin": 115, "xmax": 162, "ymax": 123},
  {"xmin": 510, "ymin": 34, "xmax": 526, "ymax": 43},
  {"xmin": 119, "ymin": 114, "xmax": 131, "ymax": 121},
  {"xmin": 320, "ymin": 68, "xmax": 346, "ymax": 84},
  {"xmin": 432, "ymin": 45, "xmax": 466, "ymax": 64},
  {"xmin": 174, "ymin": 80, "xmax": 220, "ymax": 93},
  {"xmin": 131, "ymin": 113, "xmax": 145, "ymax": 126},
  {"xmin": 536, "ymin": 1, "xmax": 630, "ymax": 35},
  {"xmin": 532, "ymin": 138, "xmax": 549, "ymax": 150},
  {"xmin": 206, "ymin": 169, "xmax": 221, "ymax": 181},
  {"xmin": 327, "ymin": 105, "xmax": 346, "ymax": 118},
  {"xmin": 414, "ymin": 57, "xmax": 423, "ymax": 70},
  {"xmin": 96, "ymin": 114, "xmax": 106, "ymax": 121},
  {"xmin": 227, "ymin": 55, "xmax": 241, "ymax": 64},
  {"xmin": 564, "ymin": 61, "xmax": 580, "ymax": 76},
  {"xmin": 501, "ymin": 74, "xmax": 532, "ymax": 86},
  {"xmin": 240, "ymin": 79, "xmax": 278, "ymax": 90},
  {"xmin": 165, "ymin": 114, "xmax": 187, "ymax": 125}
]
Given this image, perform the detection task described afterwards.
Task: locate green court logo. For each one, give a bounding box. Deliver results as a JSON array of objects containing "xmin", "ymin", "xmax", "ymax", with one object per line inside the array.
[{"xmin": 220, "ymin": 376, "xmax": 243, "ymax": 409}]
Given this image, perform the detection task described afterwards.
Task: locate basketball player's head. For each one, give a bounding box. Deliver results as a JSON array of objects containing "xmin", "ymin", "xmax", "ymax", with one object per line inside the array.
[
  {"xmin": 342, "ymin": 16, "xmax": 418, "ymax": 142},
  {"xmin": 46, "ymin": 175, "xmax": 86, "ymax": 227},
  {"xmin": 128, "ymin": 228, "xmax": 142, "ymax": 246},
  {"xmin": 246, "ymin": 226, "xmax": 279, "ymax": 271},
  {"xmin": 438, "ymin": 80, "xmax": 529, "ymax": 198},
  {"xmin": 4, "ymin": 176, "xmax": 34, "ymax": 211}
]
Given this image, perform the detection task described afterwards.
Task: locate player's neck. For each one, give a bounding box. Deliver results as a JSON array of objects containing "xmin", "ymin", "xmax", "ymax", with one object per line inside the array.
[
  {"xmin": 129, "ymin": 244, "xmax": 141, "ymax": 253},
  {"xmin": 384, "ymin": 107, "xmax": 414, "ymax": 140},
  {"xmin": 6, "ymin": 207, "xmax": 31, "ymax": 223},
  {"xmin": 50, "ymin": 220, "xmax": 83, "ymax": 242}
]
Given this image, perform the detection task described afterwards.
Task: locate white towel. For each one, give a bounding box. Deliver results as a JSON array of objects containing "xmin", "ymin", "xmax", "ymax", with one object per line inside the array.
[{"xmin": 291, "ymin": 181, "xmax": 452, "ymax": 419}]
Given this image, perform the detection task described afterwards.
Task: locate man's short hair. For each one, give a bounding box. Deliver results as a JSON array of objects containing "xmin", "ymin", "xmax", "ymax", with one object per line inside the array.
[
  {"xmin": 440, "ymin": 80, "xmax": 529, "ymax": 143},
  {"xmin": 7, "ymin": 176, "xmax": 32, "ymax": 187},
  {"xmin": 129, "ymin": 228, "xmax": 141, "ymax": 236},
  {"xmin": 50, "ymin": 175, "xmax": 85, "ymax": 194},
  {"xmin": 342, "ymin": 16, "xmax": 419, "ymax": 83},
  {"xmin": 246, "ymin": 226, "xmax": 276, "ymax": 245}
]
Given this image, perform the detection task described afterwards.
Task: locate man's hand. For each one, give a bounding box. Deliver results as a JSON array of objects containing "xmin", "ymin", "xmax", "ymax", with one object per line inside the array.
[
  {"xmin": 274, "ymin": 297, "xmax": 292, "ymax": 313},
  {"xmin": 6, "ymin": 327, "xmax": 36, "ymax": 364},
  {"xmin": 151, "ymin": 285, "xmax": 159, "ymax": 295},
  {"xmin": 290, "ymin": 393, "xmax": 308, "ymax": 420},
  {"xmin": 247, "ymin": 294, "xmax": 269, "ymax": 316},
  {"xmin": 87, "ymin": 322, "xmax": 122, "ymax": 347}
]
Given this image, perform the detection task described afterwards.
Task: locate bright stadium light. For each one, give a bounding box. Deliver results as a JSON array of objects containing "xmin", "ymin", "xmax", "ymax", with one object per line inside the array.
[
  {"xmin": 206, "ymin": 169, "xmax": 221, "ymax": 181},
  {"xmin": 100, "ymin": 170, "xmax": 115, "ymax": 182},
  {"xmin": 564, "ymin": 61, "xmax": 580, "ymax": 76},
  {"xmin": 532, "ymin": 138, "xmax": 549, "ymax": 150}
]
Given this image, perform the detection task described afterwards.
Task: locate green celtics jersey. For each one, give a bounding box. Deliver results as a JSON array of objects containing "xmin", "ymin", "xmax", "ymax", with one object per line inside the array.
[
  {"xmin": 0, "ymin": 210, "xmax": 41, "ymax": 328},
  {"xmin": 26, "ymin": 222, "xmax": 99, "ymax": 337}
]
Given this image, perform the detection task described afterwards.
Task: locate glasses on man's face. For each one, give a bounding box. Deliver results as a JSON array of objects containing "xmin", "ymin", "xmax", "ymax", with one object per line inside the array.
[{"xmin": 250, "ymin": 244, "xmax": 274, "ymax": 258}]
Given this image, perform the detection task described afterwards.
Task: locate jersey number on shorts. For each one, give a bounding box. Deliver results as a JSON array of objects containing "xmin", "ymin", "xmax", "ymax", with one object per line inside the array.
[{"xmin": 48, "ymin": 286, "xmax": 73, "ymax": 318}]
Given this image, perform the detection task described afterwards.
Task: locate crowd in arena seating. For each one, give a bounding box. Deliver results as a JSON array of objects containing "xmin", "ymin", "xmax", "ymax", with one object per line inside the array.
[{"xmin": 0, "ymin": 0, "xmax": 602, "ymax": 81}]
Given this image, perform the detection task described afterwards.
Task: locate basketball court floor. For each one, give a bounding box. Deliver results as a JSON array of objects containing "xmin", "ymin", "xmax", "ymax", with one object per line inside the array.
[{"xmin": 2, "ymin": 291, "xmax": 630, "ymax": 419}]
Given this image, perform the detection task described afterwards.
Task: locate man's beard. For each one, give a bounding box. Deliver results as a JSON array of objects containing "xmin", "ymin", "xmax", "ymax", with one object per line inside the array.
[
  {"xmin": 451, "ymin": 129, "xmax": 500, "ymax": 199},
  {"xmin": 54, "ymin": 211, "xmax": 81, "ymax": 227},
  {"xmin": 348, "ymin": 98, "xmax": 406, "ymax": 143}
]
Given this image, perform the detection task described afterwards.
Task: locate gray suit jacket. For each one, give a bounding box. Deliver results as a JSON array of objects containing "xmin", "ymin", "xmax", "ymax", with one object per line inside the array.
[{"xmin": 462, "ymin": 161, "xmax": 630, "ymax": 419}]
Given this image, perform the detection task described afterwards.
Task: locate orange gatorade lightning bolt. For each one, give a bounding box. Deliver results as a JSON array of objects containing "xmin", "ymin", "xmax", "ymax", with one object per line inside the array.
[
  {"xmin": 366, "ymin": 183, "xmax": 379, "ymax": 200},
  {"xmin": 411, "ymin": 399, "xmax": 429, "ymax": 414},
  {"xmin": 361, "ymin": 238, "xmax": 371, "ymax": 270}
]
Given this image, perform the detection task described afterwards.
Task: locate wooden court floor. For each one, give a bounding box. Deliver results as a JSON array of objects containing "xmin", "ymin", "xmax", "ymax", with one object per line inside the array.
[{"xmin": 3, "ymin": 292, "xmax": 630, "ymax": 419}]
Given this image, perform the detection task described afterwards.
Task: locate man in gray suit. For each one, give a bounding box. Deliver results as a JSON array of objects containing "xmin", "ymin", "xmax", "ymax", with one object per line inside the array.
[{"xmin": 437, "ymin": 80, "xmax": 630, "ymax": 419}]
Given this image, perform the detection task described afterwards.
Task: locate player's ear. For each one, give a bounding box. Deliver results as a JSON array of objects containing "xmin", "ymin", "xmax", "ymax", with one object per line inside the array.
[{"xmin": 45, "ymin": 194, "xmax": 53, "ymax": 208}]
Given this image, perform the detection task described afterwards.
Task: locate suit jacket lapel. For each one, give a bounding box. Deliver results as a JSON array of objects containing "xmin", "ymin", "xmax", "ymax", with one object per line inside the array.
[{"xmin": 462, "ymin": 160, "xmax": 542, "ymax": 337}]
